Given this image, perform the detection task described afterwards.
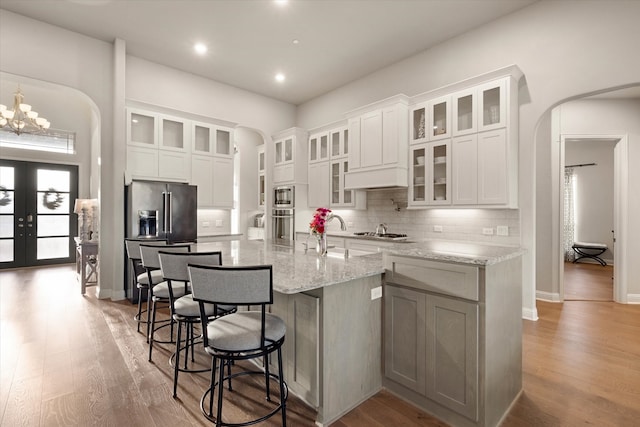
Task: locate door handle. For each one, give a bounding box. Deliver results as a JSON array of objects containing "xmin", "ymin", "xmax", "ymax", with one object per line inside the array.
[{"xmin": 26, "ymin": 214, "xmax": 33, "ymax": 227}]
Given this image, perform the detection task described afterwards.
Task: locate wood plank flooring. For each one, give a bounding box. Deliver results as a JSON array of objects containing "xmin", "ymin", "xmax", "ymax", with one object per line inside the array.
[
  {"xmin": 2, "ymin": 265, "xmax": 639, "ymax": 426},
  {"xmin": 564, "ymin": 261, "xmax": 613, "ymax": 301}
]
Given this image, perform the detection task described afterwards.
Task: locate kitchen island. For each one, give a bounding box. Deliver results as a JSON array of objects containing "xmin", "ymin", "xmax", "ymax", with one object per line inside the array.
[
  {"xmin": 195, "ymin": 239, "xmax": 385, "ymax": 426},
  {"xmin": 194, "ymin": 239, "xmax": 523, "ymax": 427}
]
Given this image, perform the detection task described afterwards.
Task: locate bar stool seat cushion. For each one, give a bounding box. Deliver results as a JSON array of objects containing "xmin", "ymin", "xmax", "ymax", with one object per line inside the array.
[
  {"xmin": 173, "ymin": 295, "xmax": 235, "ymax": 318},
  {"xmin": 137, "ymin": 269, "xmax": 164, "ymax": 286},
  {"xmin": 207, "ymin": 311, "xmax": 286, "ymax": 353},
  {"xmin": 152, "ymin": 281, "xmax": 188, "ymax": 299}
]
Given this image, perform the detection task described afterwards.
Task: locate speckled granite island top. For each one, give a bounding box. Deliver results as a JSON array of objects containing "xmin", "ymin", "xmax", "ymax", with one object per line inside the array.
[
  {"xmin": 194, "ymin": 239, "xmax": 385, "ymax": 294},
  {"xmin": 385, "ymin": 239, "xmax": 525, "ymax": 266},
  {"xmin": 194, "ymin": 239, "xmax": 523, "ymax": 294}
]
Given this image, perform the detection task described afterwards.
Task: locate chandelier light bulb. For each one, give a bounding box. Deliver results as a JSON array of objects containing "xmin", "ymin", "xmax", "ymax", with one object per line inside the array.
[{"xmin": 19, "ymin": 103, "xmax": 31, "ymax": 113}]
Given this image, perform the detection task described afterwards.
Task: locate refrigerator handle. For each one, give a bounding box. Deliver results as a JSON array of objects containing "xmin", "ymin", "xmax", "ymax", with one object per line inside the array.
[{"xmin": 166, "ymin": 192, "xmax": 173, "ymax": 234}]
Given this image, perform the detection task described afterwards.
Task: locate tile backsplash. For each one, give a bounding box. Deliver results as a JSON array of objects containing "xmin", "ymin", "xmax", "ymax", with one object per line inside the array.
[
  {"xmin": 326, "ymin": 188, "xmax": 520, "ymax": 246},
  {"xmin": 197, "ymin": 209, "xmax": 231, "ymax": 235}
]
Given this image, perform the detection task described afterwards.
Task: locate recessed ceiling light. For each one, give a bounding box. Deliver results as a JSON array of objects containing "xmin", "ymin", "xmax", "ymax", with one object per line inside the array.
[
  {"xmin": 275, "ymin": 73, "xmax": 286, "ymax": 82},
  {"xmin": 194, "ymin": 43, "xmax": 207, "ymax": 55},
  {"xmin": 274, "ymin": 0, "xmax": 288, "ymax": 6},
  {"xmin": 292, "ymin": 39, "xmax": 300, "ymax": 45}
]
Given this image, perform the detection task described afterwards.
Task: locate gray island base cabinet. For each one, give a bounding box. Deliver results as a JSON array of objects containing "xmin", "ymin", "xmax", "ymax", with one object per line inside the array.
[{"xmin": 383, "ymin": 254, "xmax": 523, "ymax": 427}]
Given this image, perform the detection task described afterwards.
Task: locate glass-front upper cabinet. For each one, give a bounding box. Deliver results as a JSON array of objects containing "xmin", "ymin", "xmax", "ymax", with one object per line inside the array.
[
  {"xmin": 410, "ymin": 146, "xmax": 427, "ymax": 204},
  {"xmin": 127, "ymin": 109, "xmax": 157, "ymax": 147},
  {"xmin": 478, "ymin": 79, "xmax": 507, "ymax": 132},
  {"xmin": 330, "ymin": 159, "xmax": 353, "ymax": 207},
  {"xmin": 159, "ymin": 114, "xmax": 188, "ymax": 152},
  {"xmin": 410, "ymin": 102, "xmax": 428, "ymax": 145},
  {"xmin": 309, "ymin": 133, "xmax": 329, "ymax": 163},
  {"xmin": 192, "ymin": 123, "xmax": 233, "ymax": 157},
  {"xmin": 429, "ymin": 96, "xmax": 451, "ymax": 141},
  {"xmin": 330, "ymin": 127, "xmax": 349, "ymax": 158},
  {"xmin": 258, "ymin": 145, "xmax": 265, "ymax": 173},
  {"xmin": 428, "ymin": 141, "xmax": 451, "ymax": 205},
  {"xmin": 215, "ymin": 128, "xmax": 232, "ymax": 156},
  {"xmin": 452, "ymin": 88, "xmax": 477, "ymax": 136},
  {"xmin": 410, "ymin": 142, "xmax": 451, "ymax": 206}
]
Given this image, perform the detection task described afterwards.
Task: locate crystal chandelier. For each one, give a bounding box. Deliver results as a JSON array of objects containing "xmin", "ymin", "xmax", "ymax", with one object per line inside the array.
[{"xmin": 0, "ymin": 86, "xmax": 51, "ymax": 135}]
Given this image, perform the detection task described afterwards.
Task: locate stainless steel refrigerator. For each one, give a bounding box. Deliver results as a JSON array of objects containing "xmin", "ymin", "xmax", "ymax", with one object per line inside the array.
[{"xmin": 124, "ymin": 180, "xmax": 197, "ymax": 302}]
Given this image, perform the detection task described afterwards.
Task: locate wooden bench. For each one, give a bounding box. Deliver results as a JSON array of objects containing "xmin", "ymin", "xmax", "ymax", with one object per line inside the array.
[{"xmin": 572, "ymin": 242, "xmax": 607, "ymax": 266}]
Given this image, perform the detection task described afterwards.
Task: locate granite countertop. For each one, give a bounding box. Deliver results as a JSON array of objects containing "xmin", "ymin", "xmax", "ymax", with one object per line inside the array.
[
  {"xmin": 194, "ymin": 239, "xmax": 385, "ymax": 294},
  {"xmin": 193, "ymin": 239, "xmax": 523, "ymax": 294},
  {"xmin": 385, "ymin": 240, "xmax": 525, "ymax": 266}
]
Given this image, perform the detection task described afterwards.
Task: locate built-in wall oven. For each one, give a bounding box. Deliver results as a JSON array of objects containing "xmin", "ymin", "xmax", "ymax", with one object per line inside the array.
[
  {"xmin": 273, "ymin": 185, "xmax": 294, "ymax": 208},
  {"xmin": 272, "ymin": 208, "xmax": 294, "ymax": 241},
  {"xmin": 272, "ymin": 185, "xmax": 295, "ymax": 240}
]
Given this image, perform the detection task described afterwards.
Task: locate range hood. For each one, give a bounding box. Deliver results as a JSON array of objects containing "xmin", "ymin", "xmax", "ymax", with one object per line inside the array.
[{"xmin": 344, "ymin": 165, "xmax": 408, "ymax": 190}]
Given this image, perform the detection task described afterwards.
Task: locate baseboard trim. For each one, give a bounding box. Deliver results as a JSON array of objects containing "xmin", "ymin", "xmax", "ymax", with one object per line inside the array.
[
  {"xmin": 627, "ymin": 294, "xmax": 640, "ymax": 304},
  {"xmin": 522, "ymin": 306, "xmax": 538, "ymax": 321},
  {"xmin": 536, "ymin": 291, "xmax": 562, "ymax": 302},
  {"xmin": 109, "ymin": 289, "xmax": 127, "ymax": 301}
]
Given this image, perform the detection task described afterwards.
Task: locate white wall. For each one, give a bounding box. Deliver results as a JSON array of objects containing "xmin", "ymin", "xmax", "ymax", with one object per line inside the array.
[
  {"xmin": 0, "ymin": 74, "xmax": 94, "ymax": 199},
  {"xmin": 537, "ymin": 98, "xmax": 640, "ymax": 299},
  {"xmin": 296, "ymin": 0, "xmax": 640, "ymax": 318},
  {"xmin": 0, "ymin": 10, "xmax": 297, "ymax": 300},
  {"xmin": 565, "ymin": 139, "xmax": 615, "ymax": 263}
]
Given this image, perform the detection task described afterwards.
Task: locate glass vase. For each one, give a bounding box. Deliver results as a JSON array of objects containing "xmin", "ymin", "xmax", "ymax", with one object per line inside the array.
[{"xmin": 316, "ymin": 233, "xmax": 328, "ymax": 257}]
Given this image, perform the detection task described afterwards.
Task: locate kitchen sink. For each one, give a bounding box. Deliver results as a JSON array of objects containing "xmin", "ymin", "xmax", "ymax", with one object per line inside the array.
[{"xmin": 352, "ymin": 232, "xmax": 409, "ymax": 241}]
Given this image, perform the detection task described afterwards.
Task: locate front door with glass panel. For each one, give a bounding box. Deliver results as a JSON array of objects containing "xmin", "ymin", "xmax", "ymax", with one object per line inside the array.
[{"xmin": 0, "ymin": 160, "xmax": 78, "ymax": 268}]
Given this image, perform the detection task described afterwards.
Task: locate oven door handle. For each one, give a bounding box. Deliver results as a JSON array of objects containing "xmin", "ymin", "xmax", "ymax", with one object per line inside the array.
[{"xmin": 272, "ymin": 215, "xmax": 293, "ymax": 218}]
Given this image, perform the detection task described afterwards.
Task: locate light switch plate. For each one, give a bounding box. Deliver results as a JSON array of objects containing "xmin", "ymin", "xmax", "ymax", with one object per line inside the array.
[
  {"xmin": 482, "ymin": 227, "xmax": 494, "ymax": 235},
  {"xmin": 202, "ymin": 221, "xmax": 210, "ymax": 228},
  {"xmin": 371, "ymin": 286, "xmax": 382, "ymax": 300},
  {"xmin": 433, "ymin": 225, "xmax": 443, "ymax": 233}
]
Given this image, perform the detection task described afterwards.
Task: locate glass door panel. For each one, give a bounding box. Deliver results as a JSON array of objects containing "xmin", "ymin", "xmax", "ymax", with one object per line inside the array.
[
  {"xmin": 342, "ymin": 161, "xmax": 352, "ymax": 204},
  {"xmin": 331, "ymin": 162, "xmax": 340, "ymax": 204},
  {"xmin": 216, "ymin": 129, "xmax": 231, "ymax": 155},
  {"xmin": 0, "ymin": 160, "xmax": 78, "ymax": 268},
  {"xmin": 412, "ymin": 148, "xmax": 426, "ymax": 203},
  {"xmin": 284, "ymin": 138, "xmax": 293, "ymax": 162}
]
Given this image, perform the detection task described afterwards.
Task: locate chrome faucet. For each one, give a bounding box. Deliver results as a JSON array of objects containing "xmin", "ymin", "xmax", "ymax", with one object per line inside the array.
[
  {"xmin": 327, "ymin": 213, "xmax": 348, "ymax": 231},
  {"xmin": 376, "ymin": 223, "xmax": 388, "ymax": 235}
]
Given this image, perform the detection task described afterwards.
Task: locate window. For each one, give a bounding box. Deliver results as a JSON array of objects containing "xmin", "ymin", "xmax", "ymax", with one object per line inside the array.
[{"xmin": 0, "ymin": 129, "xmax": 76, "ymax": 154}]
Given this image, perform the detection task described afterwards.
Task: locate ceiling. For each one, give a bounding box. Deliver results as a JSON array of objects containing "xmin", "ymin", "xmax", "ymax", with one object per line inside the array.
[{"xmin": 0, "ymin": 0, "xmax": 538, "ymax": 105}]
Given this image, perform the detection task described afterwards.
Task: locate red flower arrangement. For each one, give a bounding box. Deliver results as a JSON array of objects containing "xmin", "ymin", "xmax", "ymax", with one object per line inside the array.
[{"xmin": 310, "ymin": 207, "xmax": 331, "ymax": 236}]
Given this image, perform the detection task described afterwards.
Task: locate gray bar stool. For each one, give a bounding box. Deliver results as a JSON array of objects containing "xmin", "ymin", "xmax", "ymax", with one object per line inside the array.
[
  {"xmin": 188, "ymin": 264, "xmax": 288, "ymax": 427},
  {"xmin": 124, "ymin": 239, "xmax": 167, "ymax": 336},
  {"xmin": 158, "ymin": 251, "xmax": 236, "ymax": 398},
  {"xmin": 140, "ymin": 243, "xmax": 191, "ymax": 362}
]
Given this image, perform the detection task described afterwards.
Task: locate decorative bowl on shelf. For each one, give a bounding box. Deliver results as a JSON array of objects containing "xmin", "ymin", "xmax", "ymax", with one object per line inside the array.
[
  {"xmin": 435, "ymin": 178, "xmax": 446, "ymax": 184},
  {"xmin": 435, "ymin": 196, "xmax": 445, "ymax": 201},
  {"xmin": 416, "ymin": 156, "xmax": 425, "ymax": 165},
  {"xmin": 434, "ymin": 156, "xmax": 446, "ymax": 164},
  {"xmin": 415, "ymin": 176, "xmax": 425, "ymax": 184}
]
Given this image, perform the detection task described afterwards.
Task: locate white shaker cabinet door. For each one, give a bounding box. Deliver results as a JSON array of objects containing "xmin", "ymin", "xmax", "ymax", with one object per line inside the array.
[
  {"xmin": 452, "ymin": 134, "xmax": 478, "ymax": 205},
  {"xmin": 477, "ymin": 129, "xmax": 507, "ymax": 205},
  {"xmin": 212, "ymin": 157, "xmax": 234, "ymax": 208}
]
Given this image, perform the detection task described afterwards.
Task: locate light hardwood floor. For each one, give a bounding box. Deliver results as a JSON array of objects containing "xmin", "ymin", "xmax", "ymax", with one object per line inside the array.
[
  {"xmin": 564, "ymin": 261, "xmax": 613, "ymax": 301},
  {"xmin": 1, "ymin": 265, "xmax": 639, "ymax": 426}
]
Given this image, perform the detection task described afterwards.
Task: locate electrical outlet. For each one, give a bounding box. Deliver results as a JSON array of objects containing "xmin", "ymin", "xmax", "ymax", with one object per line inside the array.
[
  {"xmin": 371, "ymin": 286, "xmax": 382, "ymax": 300},
  {"xmin": 433, "ymin": 225, "xmax": 443, "ymax": 233},
  {"xmin": 482, "ymin": 227, "xmax": 494, "ymax": 235},
  {"xmin": 215, "ymin": 220, "xmax": 223, "ymax": 227},
  {"xmin": 202, "ymin": 221, "xmax": 210, "ymax": 228},
  {"xmin": 497, "ymin": 225, "xmax": 509, "ymax": 236}
]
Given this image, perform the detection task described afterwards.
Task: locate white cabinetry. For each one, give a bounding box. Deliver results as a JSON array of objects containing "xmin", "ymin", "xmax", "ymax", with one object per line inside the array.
[
  {"xmin": 272, "ymin": 127, "xmax": 308, "ymax": 185},
  {"xmin": 410, "ymin": 141, "xmax": 451, "ymax": 206},
  {"xmin": 126, "ymin": 109, "xmax": 191, "ymax": 182},
  {"xmin": 191, "ymin": 155, "xmax": 233, "ymax": 208},
  {"xmin": 345, "ymin": 95, "xmax": 409, "ymax": 189},
  {"xmin": 308, "ymin": 124, "xmax": 365, "ymax": 209},
  {"xmin": 308, "ymin": 161, "xmax": 330, "ymax": 208},
  {"xmin": 408, "ymin": 69, "xmax": 519, "ymax": 208}
]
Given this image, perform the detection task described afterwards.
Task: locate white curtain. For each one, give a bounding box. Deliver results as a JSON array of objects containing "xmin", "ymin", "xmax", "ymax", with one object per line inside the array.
[{"xmin": 563, "ymin": 167, "xmax": 576, "ymax": 261}]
